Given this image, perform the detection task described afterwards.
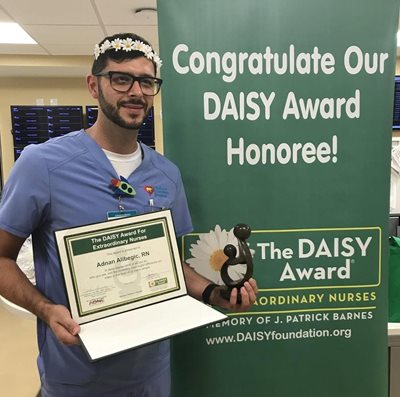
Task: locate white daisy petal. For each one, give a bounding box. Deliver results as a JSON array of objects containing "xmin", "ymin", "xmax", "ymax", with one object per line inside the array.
[
  {"xmin": 203, "ymin": 230, "xmax": 221, "ymax": 251},
  {"xmin": 188, "ymin": 248, "xmax": 210, "ymax": 263},
  {"xmin": 197, "ymin": 238, "xmax": 216, "ymax": 252},
  {"xmin": 187, "ymin": 260, "xmax": 220, "ymax": 283},
  {"xmin": 227, "ymin": 264, "xmax": 247, "ymax": 281}
]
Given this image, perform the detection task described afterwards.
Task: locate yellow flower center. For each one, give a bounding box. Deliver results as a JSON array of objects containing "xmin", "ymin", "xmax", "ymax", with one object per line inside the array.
[{"xmin": 209, "ymin": 249, "xmax": 228, "ymax": 271}]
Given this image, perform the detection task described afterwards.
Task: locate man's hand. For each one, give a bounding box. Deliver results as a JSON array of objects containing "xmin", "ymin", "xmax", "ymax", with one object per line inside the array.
[
  {"xmin": 40, "ymin": 302, "xmax": 81, "ymax": 345},
  {"xmin": 210, "ymin": 278, "xmax": 258, "ymax": 312},
  {"xmin": 0, "ymin": 230, "xmax": 80, "ymax": 345},
  {"xmin": 183, "ymin": 264, "xmax": 258, "ymax": 312}
]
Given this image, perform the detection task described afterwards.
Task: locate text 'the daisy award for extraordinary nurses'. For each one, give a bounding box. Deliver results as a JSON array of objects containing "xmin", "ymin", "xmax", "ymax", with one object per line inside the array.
[{"xmin": 220, "ymin": 224, "xmax": 254, "ymax": 304}]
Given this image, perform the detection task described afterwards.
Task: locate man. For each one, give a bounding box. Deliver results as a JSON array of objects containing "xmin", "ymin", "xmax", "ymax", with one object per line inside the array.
[{"xmin": 0, "ymin": 33, "xmax": 257, "ymax": 396}]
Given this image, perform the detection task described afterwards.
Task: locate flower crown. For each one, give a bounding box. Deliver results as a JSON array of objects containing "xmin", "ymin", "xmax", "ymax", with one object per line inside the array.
[{"xmin": 94, "ymin": 38, "xmax": 162, "ymax": 69}]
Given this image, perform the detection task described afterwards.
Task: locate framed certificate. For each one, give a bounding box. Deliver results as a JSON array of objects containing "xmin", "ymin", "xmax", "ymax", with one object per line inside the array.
[{"xmin": 55, "ymin": 210, "xmax": 227, "ymax": 360}]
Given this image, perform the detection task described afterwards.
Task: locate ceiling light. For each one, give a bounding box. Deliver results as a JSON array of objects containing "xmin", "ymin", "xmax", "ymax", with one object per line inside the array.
[{"xmin": 0, "ymin": 22, "xmax": 37, "ymax": 44}]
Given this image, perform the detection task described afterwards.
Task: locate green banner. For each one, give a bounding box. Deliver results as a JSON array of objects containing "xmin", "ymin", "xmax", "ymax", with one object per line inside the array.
[{"xmin": 158, "ymin": 1, "xmax": 399, "ymax": 395}]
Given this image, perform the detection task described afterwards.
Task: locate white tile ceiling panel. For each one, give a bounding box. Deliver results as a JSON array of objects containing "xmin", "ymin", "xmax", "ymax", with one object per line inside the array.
[
  {"xmin": 95, "ymin": 0, "xmax": 157, "ymax": 25},
  {"xmin": 0, "ymin": 9, "xmax": 13, "ymax": 22},
  {"xmin": 0, "ymin": 0, "xmax": 99, "ymax": 25},
  {"xmin": 23, "ymin": 25, "xmax": 105, "ymax": 55},
  {"xmin": 105, "ymin": 25, "xmax": 159, "ymax": 51}
]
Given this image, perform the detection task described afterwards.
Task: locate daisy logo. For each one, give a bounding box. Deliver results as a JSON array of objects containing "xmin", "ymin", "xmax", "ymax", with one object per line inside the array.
[
  {"xmin": 186, "ymin": 225, "xmax": 254, "ymax": 285},
  {"xmin": 144, "ymin": 186, "xmax": 154, "ymax": 195}
]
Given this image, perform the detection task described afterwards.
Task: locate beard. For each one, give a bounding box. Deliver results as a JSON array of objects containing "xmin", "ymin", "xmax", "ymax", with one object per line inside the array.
[{"xmin": 98, "ymin": 87, "xmax": 148, "ymax": 130}]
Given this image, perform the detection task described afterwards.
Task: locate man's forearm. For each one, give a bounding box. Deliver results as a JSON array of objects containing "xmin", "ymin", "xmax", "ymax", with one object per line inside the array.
[
  {"xmin": 182, "ymin": 262, "xmax": 213, "ymax": 301},
  {"xmin": 0, "ymin": 257, "xmax": 53, "ymax": 320}
]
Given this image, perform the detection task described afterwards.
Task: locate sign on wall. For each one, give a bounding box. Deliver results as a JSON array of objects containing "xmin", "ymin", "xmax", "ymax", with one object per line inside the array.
[{"xmin": 158, "ymin": 1, "xmax": 400, "ymax": 395}]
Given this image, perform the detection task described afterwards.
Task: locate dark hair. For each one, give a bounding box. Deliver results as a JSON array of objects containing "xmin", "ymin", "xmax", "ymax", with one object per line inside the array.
[{"xmin": 91, "ymin": 33, "xmax": 158, "ymax": 75}]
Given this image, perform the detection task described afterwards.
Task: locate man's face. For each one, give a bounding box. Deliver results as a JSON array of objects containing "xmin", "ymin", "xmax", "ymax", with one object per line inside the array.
[{"xmin": 96, "ymin": 57, "xmax": 155, "ymax": 130}]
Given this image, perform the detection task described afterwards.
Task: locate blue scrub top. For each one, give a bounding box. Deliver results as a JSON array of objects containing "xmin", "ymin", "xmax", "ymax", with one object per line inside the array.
[{"xmin": 0, "ymin": 130, "xmax": 193, "ymax": 389}]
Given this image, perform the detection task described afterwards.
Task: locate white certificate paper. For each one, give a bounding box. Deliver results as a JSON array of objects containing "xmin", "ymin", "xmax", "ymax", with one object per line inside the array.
[{"xmin": 55, "ymin": 210, "xmax": 227, "ymax": 360}]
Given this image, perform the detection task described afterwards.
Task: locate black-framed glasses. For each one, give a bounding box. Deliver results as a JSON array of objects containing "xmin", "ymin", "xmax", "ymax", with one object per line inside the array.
[{"xmin": 95, "ymin": 71, "xmax": 163, "ymax": 96}]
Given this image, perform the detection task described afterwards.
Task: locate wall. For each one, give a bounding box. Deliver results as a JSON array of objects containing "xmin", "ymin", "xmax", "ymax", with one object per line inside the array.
[{"xmin": 0, "ymin": 77, "xmax": 164, "ymax": 183}]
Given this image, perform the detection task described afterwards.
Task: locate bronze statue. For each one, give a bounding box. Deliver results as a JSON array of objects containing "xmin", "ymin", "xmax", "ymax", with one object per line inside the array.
[{"xmin": 220, "ymin": 224, "xmax": 253, "ymax": 303}]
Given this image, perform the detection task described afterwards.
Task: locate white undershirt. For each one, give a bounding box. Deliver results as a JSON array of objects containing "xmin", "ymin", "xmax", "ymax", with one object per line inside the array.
[{"xmin": 103, "ymin": 145, "xmax": 142, "ymax": 178}]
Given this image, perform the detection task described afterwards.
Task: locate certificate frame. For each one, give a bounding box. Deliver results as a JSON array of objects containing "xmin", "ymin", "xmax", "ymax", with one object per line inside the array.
[{"xmin": 56, "ymin": 210, "xmax": 187, "ymax": 324}]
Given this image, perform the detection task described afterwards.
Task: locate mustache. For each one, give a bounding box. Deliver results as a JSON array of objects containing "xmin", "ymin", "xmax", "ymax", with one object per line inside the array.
[{"xmin": 118, "ymin": 98, "xmax": 146, "ymax": 107}]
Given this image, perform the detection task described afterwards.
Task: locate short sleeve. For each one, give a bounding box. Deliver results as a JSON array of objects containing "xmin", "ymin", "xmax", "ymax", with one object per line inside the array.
[{"xmin": 0, "ymin": 145, "xmax": 50, "ymax": 238}]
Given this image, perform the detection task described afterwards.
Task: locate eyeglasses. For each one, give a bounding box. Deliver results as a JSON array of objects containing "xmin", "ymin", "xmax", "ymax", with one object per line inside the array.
[{"xmin": 95, "ymin": 71, "xmax": 163, "ymax": 96}]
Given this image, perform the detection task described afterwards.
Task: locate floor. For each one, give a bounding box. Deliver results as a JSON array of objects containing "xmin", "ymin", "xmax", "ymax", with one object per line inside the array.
[{"xmin": 0, "ymin": 301, "xmax": 40, "ymax": 397}]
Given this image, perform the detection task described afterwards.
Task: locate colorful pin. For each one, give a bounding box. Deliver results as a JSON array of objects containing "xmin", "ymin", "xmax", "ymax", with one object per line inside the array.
[
  {"xmin": 144, "ymin": 185, "xmax": 154, "ymax": 195},
  {"xmin": 111, "ymin": 176, "xmax": 136, "ymax": 197}
]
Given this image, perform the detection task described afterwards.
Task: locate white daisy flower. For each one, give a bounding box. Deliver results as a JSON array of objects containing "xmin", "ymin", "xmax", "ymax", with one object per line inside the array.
[
  {"xmin": 133, "ymin": 40, "xmax": 146, "ymax": 52},
  {"xmin": 186, "ymin": 225, "xmax": 250, "ymax": 285},
  {"xmin": 111, "ymin": 38, "xmax": 123, "ymax": 51},
  {"xmin": 153, "ymin": 55, "xmax": 162, "ymax": 67},
  {"xmin": 142, "ymin": 45, "xmax": 153, "ymax": 59},
  {"xmin": 94, "ymin": 44, "xmax": 101, "ymax": 59},
  {"xmin": 121, "ymin": 37, "xmax": 134, "ymax": 51},
  {"xmin": 100, "ymin": 40, "xmax": 111, "ymax": 54}
]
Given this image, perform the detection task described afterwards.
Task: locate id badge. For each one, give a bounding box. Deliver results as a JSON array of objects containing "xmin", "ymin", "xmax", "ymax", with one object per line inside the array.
[{"xmin": 107, "ymin": 210, "xmax": 137, "ymax": 220}]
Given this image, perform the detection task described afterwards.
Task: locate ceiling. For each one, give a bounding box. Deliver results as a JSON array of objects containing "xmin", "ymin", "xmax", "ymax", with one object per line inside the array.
[{"xmin": 0, "ymin": 0, "xmax": 159, "ymax": 77}]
